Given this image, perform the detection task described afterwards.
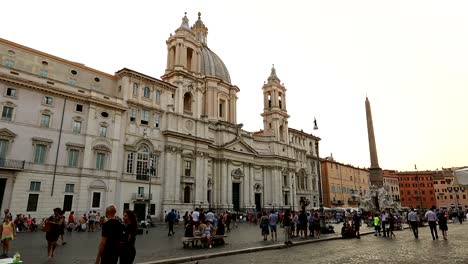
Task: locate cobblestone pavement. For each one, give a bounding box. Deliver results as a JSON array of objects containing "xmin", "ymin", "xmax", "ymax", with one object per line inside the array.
[
  {"xmin": 194, "ymin": 223, "xmax": 468, "ymax": 264},
  {"xmin": 8, "ymin": 222, "xmax": 359, "ymax": 264}
]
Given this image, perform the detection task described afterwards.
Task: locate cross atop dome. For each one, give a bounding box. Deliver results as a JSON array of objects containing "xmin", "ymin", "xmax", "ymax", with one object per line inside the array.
[
  {"xmin": 268, "ymin": 64, "xmax": 281, "ymax": 83},
  {"xmin": 192, "ymin": 12, "xmax": 208, "ymax": 44},
  {"xmin": 180, "ymin": 12, "xmax": 190, "ymax": 30}
]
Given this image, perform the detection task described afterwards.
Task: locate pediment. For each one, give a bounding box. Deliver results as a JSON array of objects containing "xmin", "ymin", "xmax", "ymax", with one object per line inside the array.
[
  {"xmin": 223, "ymin": 139, "xmax": 257, "ymax": 155},
  {"xmin": 0, "ymin": 128, "xmax": 17, "ymax": 140}
]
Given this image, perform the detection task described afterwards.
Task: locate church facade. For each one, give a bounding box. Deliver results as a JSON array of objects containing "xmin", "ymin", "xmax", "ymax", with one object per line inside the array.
[{"xmin": 0, "ymin": 13, "xmax": 320, "ymax": 220}]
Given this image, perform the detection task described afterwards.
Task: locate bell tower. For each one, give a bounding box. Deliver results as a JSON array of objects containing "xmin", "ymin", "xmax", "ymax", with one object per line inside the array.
[
  {"xmin": 261, "ymin": 66, "xmax": 290, "ymax": 142},
  {"xmin": 165, "ymin": 13, "xmax": 201, "ymax": 75}
]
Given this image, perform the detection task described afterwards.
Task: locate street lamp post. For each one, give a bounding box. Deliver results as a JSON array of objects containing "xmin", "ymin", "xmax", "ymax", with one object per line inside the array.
[
  {"xmin": 291, "ymin": 176, "xmax": 295, "ymax": 211},
  {"xmin": 147, "ymin": 158, "xmax": 155, "ymax": 221},
  {"xmin": 313, "ymin": 118, "xmax": 325, "ymax": 229}
]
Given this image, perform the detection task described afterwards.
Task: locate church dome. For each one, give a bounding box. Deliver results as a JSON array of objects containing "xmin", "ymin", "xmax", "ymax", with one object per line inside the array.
[{"xmin": 200, "ymin": 45, "xmax": 231, "ymax": 84}]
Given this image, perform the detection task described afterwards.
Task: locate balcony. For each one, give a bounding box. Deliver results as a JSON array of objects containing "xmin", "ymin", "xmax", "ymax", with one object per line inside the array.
[
  {"xmin": 132, "ymin": 193, "xmax": 152, "ymax": 201},
  {"xmin": 0, "ymin": 158, "xmax": 25, "ymax": 170},
  {"xmin": 136, "ymin": 174, "xmax": 149, "ymax": 181},
  {"xmin": 348, "ymin": 198, "xmax": 360, "ymax": 205},
  {"xmin": 331, "ymin": 200, "xmax": 344, "ymax": 205}
]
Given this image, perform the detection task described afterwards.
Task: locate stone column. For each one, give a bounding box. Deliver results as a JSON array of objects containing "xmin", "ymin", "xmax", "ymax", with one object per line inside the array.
[
  {"xmin": 242, "ymin": 163, "xmax": 249, "ymax": 208},
  {"xmin": 227, "ymin": 160, "xmax": 233, "ymax": 208},
  {"xmin": 220, "ymin": 159, "xmax": 227, "ymax": 207},
  {"xmin": 195, "ymin": 153, "xmax": 205, "ymax": 204},
  {"xmin": 175, "ymin": 43, "xmax": 181, "ymax": 66}
]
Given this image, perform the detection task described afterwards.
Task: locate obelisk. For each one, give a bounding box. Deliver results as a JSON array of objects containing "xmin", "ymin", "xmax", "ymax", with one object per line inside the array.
[{"xmin": 365, "ymin": 97, "xmax": 383, "ymax": 187}]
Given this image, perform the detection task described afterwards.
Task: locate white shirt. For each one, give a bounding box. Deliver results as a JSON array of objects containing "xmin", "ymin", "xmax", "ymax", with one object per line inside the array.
[
  {"xmin": 425, "ymin": 210, "xmax": 437, "ymax": 222},
  {"xmin": 381, "ymin": 213, "xmax": 388, "ymax": 221},
  {"xmin": 408, "ymin": 211, "xmax": 418, "ymax": 222},
  {"xmin": 205, "ymin": 212, "xmax": 214, "ymax": 222},
  {"xmin": 192, "ymin": 211, "xmax": 200, "ymax": 222}
]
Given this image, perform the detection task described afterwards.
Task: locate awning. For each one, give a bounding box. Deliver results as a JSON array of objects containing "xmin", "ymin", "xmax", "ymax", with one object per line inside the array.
[{"xmin": 453, "ymin": 168, "xmax": 468, "ymax": 186}]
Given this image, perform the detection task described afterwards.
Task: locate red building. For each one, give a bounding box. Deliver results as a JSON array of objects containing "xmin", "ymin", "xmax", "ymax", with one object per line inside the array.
[{"xmin": 393, "ymin": 171, "xmax": 436, "ymax": 209}]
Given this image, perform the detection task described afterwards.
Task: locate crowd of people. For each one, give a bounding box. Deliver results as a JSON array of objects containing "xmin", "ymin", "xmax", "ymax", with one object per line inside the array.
[{"xmin": 1, "ymin": 205, "xmax": 468, "ymax": 263}]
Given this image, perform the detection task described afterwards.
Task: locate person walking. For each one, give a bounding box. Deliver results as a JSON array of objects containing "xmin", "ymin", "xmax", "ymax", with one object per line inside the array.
[
  {"xmin": 352, "ymin": 212, "xmax": 361, "ymax": 239},
  {"xmin": 167, "ymin": 209, "xmax": 176, "ymax": 236},
  {"xmin": 425, "ymin": 206, "xmax": 439, "ymax": 240},
  {"xmin": 438, "ymin": 210, "xmax": 448, "ymax": 240},
  {"xmin": 95, "ymin": 205, "xmax": 124, "ymax": 264},
  {"xmin": 373, "ymin": 213, "xmax": 381, "ymax": 236},
  {"xmin": 120, "ymin": 210, "xmax": 138, "ymax": 264},
  {"xmin": 45, "ymin": 208, "xmax": 64, "ymax": 259},
  {"xmin": 283, "ymin": 210, "xmax": 293, "ymax": 245},
  {"xmin": 268, "ymin": 210, "xmax": 278, "ymax": 241},
  {"xmin": 380, "ymin": 211, "xmax": 388, "ymax": 237},
  {"xmin": 408, "ymin": 208, "xmax": 419, "ymax": 239},
  {"xmin": 59, "ymin": 209, "xmax": 67, "ymax": 245},
  {"xmin": 388, "ymin": 213, "xmax": 396, "ymax": 239},
  {"xmin": 260, "ymin": 212, "xmax": 269, "ymax": 241},
  {"xmin": 0, "ymin": 216, "xmax": 15, "ymax": 257},
  {"xmin": 313, "ymin": 212, "xmax": 321, "ymax": 239}
]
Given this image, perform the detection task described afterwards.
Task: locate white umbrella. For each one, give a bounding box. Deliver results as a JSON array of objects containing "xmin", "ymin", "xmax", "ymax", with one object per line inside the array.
[{"xmin": 454, "ymin": 168, "xmax": 468, "ymax": 186}]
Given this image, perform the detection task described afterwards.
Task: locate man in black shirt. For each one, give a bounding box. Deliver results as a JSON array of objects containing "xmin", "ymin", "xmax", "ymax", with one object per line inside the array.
[{"xmin": 95, "ymin": 205, "xmax": 124, "ymax": 264}]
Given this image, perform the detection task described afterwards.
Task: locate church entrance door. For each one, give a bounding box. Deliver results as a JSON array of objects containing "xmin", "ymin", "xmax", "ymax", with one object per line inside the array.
[{"xmin": 232, "ymin": 183, "xmax": 240, "ymax": 212}]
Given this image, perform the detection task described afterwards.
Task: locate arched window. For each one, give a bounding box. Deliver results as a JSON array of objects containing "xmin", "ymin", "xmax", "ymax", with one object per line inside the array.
[
  {"xmin": 143, "ymin": 87, "xmax": 150, "ymax": 98},
  {"xmin": 183, "ymin": 93, "xmax": 192, "ymax": 112},
  {"xmin": 184, "ymin": 186, "xmax": 191, "ymax": 203},
  {"xmin": 278, "ymin": 93, "xmax": 282, "ymax": 109},
  {"xmin": 136, "ymin": 145, "xmax": 150, "ymax": 180},
  {"xmin": 267, "ymin": 93, "xmax": 272, "ymax": 109},
  {"xmin": 279, "ymin": 125, "xmax": 285, "ymax": 142}
]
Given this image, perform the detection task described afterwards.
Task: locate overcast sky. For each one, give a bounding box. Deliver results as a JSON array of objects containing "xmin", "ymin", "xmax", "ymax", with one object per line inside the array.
[{"xmin": 3, "ymin": 0, "xmax": 468, "ymax": 171}]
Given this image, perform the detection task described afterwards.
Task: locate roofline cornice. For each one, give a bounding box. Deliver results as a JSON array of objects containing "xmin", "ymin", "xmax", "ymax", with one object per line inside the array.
[{"xmin": 0, "ymin": 38, "xmax": 116, "ymax": 79}]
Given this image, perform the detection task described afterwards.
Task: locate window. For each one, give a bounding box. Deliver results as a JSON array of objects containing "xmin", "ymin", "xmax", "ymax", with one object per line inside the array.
[
  {"xmin": 75, "ymin": 104, "xmax": 83, "ymax": 112},
  {"xmin": 34, "ymin": 144, "xmax": 47, "ymax": 164},
  {"xmin": 39, "ymin": 70, "xmax": 48, "ymax": 78},
  {"xmin": 141, "ymin": 110, "xmax": 149, "ymax": 125},
  {"xmin": 155, "ymin": 90, "xmax": 161, "ymax": 103},
  {"xmin": 4, "ymin": 59, "xmax": 15, "ymax": 68},
  {"xmin": 96, "ymin": 153, "xmax": 105, "ymax": 170},
  {"xmin": 73, "ymin": 121, "xmax": 81, "ymax": 134},
  {"xmin": 40, "ymin": 114, "xmax": 51, "ymax": 128},
  {"xmin": 136, "ymin": 145, "xmax": 150, "ymax": 180},
  {"xmin": 26, "ymin": 194, "xmax": 39, "ymax": 211},
  {"xmin": 68, "ymin": 149, "xmax": 79, "ymax": 167},
  {"xmin": 464, "ymin": 195, "xmax": 467, "ymax": 199},
  {"xmin": 6, "ymin": 88, "xmax": 16, "ymax": 97},
  {"xmin": 143, "ymin": 87, "xmax": 150, "ymax": 98},
  {"xmin": 65, "ymin": 184, "xmax": 75, "ymax": 193},
  {"xmin": 43, "ymin": 96, "xmax": 53, "ymax": 105},
  {"xmin": 150, "ymin": 204, "xmax": 156, "ymax": 215},
  {"xmin": 450, "ymin": 195, "xmax": 453, "ymax": 199},
  {"xmin": 1, "ymin": 106, "xmax": 14, "ymax": 121},
  {"xmin": 133, "ymin": 83, "xmax": 139, "ymax": 96},
  {"xmin": 30, "ymin": 181, "xmax": 41, "ymax": 191},
  {"xmin": 138, "ymin": 187, "xmax": 144, "ymax": 195},
  {"xmin": 129, "ymin": 108, "xmax": 136, "ymax": 122},
  {"xmin": 219, "ymin": 99, "xmax": 225, "ymax": 118},
  {"xmin": 126, "ymin": 152, "xmax": 134, "ymax": 173},
  {"xmin": 184, "ymin": 161, "xmax": 192, "ymax": 176},
  {"xmin": 99, "ymin": 126, "xmax": 107, "ymax": 137},
  {"xmin": 123, "ymin": 203, "xmax": 130, "ymax": 214},
  {"xmin": 91, "ymin": 192, "xmax": 101, "ymax": 208},
  {"xmin": 63, "ymin": 195, "xmax": 73, "ymax": 212},
  {"xmin": 183, "ymin": 93, "xmax": 192, "ymax": 112},
  {"xmin": 154, "ymin": 113, "xmax": 160, "ymax": 128},
  {"xmin": 0, "ymin": 140, "xmax": 8, "ymax": 159},
  {"xmin": 184, "ymin": 186, "xmax": 191, "ymax": 203}
]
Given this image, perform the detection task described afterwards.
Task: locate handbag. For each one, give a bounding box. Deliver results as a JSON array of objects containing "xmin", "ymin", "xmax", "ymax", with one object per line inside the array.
[{"xmin": 42, "ymin": 221, "xmax": 52, "ymax": 232}]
